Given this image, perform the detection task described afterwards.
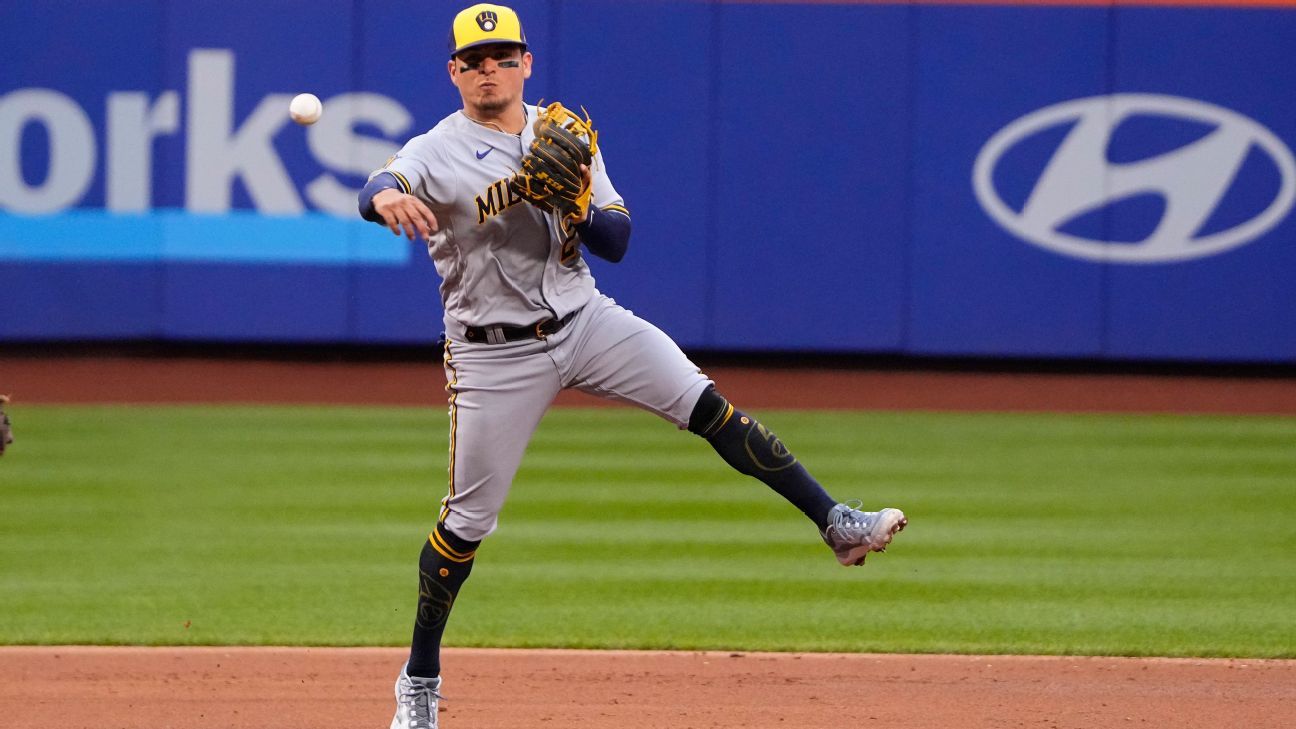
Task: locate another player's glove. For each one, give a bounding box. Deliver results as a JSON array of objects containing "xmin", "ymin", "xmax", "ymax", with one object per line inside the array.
[
  {"xmin": 509, "ymin": 101, "xmax": 599, "ymax": 222},
  {"xmin": 0, "ymin": 395, "xmax": 13, "ymax": 456}
]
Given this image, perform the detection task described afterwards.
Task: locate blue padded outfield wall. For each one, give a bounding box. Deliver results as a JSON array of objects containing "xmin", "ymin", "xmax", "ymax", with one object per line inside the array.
[{"xmin": 2, "ymin": 1, "xmax": 1294, "ymax": 362}]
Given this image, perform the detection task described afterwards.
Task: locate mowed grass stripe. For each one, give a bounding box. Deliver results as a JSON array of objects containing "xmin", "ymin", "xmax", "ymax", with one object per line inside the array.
[{"xmin": 0, "ymin": 405, "xmax": 1291, "ymax": 656}]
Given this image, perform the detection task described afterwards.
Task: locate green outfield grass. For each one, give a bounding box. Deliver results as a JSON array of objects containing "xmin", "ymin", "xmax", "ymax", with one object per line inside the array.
[{"xmin": 1, "ymin": 404, "xmax": 1292, "ymax": 657}]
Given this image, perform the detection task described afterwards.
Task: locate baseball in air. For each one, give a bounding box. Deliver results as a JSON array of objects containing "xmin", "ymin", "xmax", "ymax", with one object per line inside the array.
[{"xmin": 289, "ymin": 93, "xmax": 323, "ymax": 125}]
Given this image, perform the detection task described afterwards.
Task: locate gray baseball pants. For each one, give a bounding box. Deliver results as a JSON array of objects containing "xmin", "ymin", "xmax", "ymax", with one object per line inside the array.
[{"xmin": 438, "ymin": 291, "xmax": 713, "ymax": 541}]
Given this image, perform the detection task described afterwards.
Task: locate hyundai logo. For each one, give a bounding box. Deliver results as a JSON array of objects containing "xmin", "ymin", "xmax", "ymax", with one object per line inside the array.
[{"xmin": 972, "ymin": 94, "xmax": 1295, "ymax": 263}]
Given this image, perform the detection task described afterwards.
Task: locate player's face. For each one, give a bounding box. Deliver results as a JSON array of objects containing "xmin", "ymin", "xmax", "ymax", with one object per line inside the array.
[{"xmin": 448, "ymin": 44, "xmax": 532, "ymax": 116}]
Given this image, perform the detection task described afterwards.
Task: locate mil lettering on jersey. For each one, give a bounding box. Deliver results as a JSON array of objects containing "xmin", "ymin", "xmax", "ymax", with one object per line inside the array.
[{"xmin": 475, "ymin": 177, "xmax": 525, "ymax": 224}]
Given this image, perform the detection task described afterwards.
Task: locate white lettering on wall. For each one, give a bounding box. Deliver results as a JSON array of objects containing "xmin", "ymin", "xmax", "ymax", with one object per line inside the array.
[
  {"xmin": 186, "ymin": 49, "xmax": 302, "ymax": 214},
  {"xmin": 106, "ymin": 92, "xmax": 180, "ymax": 212},
  {"xmin": 0, "ymin": 89, "xmax": 97, "ymax": 214},
  {"xmin": 0, "ymin": 49, "xmax": 415, "ymax": 218},
  {"xmin": 304, "ymin": 93, "xmax": 408, "ymax": 216}
]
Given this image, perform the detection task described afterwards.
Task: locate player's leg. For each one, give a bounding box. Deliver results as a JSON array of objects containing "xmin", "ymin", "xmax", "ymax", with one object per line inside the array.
[
  {"xmin": 405, "ymin": 339, "xmax": 560, "ymax": 681},
  {"xmin": 687, "ymin": 384, "xmax": 906, "ymax": 564},
  {"xmin": 684, "ymin": 383, "xmax": 837, "ymax": 528},
  {"xmin": 561, "ymin": 293, "xmax": 905, "ymax": 565},
  {"xmin": 559, "ymin": 293, "xmax": 712, "ymax": 427},
  {"xmin": 560, "ymin": 295, "xmax": 832, "ymax": 521},
  {"xmin": 394, "ymin": 340, "xmax": 560, "ymax": 729}
]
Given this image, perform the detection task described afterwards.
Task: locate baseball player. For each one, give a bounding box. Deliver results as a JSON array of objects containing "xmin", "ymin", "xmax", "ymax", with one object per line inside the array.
[
  {"xmin": 358, "ymin": 5, "xmax": 907, "ymax": 727},
  {"xmin": 0, "ymin": 395, "xmax": 12, "ymax": 456}
]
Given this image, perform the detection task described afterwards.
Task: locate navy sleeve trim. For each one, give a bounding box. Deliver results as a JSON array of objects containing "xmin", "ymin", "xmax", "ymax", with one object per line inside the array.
[
  {"xmin": 358, "ymin": 171, "xmax": 403, "ymax": 223},
  {"xmin": 574, "ymin": 204, "xmax": 631, "ymax": 263}
]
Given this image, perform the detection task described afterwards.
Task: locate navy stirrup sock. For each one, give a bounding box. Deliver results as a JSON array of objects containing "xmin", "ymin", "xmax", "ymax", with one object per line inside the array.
[
  {"xmin": 688, "ymin": 386, "xmax": 838, "ymax": 530},
  {"xmin": 406, "ymin": 522, "xmax": 481, "ymax": 678}
]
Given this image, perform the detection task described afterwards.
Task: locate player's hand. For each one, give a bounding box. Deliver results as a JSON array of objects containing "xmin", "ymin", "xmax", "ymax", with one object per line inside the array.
[
  {"xmin": 373, "ymin": 189, "xmax": 439, "ymax": 241},
  {"xmin": 567, "ymin": 165, "xmax": 593, "ymax": 225}
]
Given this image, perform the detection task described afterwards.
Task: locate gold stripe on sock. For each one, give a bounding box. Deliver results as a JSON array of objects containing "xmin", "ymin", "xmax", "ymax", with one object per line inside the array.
[{"xmin": 430, "ymin": 527, "xmax": 475, "ymax": 563}]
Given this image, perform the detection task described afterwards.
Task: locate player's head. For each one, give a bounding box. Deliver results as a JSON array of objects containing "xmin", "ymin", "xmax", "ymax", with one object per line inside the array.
[
  {"xmin": 448, "ymin": 3, "xmax": 527, "ymax": 58},
  {"xmin": 447, "ymin": 4, "xmax": 532, "ymax": 115}
]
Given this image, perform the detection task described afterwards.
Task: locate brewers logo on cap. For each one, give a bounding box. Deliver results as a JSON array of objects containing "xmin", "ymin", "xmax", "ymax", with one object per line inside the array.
[{"xmin": 448, "ymin": 3, "xmax": 527, "ymax": 57}]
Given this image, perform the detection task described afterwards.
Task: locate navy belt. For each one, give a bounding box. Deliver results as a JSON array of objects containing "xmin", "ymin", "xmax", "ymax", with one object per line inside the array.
[{"xmin": 463, "ymin": 310, "xmax": 577, "ymax": 344}]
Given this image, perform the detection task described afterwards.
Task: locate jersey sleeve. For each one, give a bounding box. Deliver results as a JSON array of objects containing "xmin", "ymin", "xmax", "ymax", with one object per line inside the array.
[
  {"xmin": 373, "ymin": 133, "xmax": 456, "ymax": 208},
  {"xmin": 589, "ymin": 148, "xmax": 628, "ymax": 219}
]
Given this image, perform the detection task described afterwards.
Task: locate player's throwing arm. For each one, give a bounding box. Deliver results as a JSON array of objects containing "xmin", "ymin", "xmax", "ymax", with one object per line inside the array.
[{"xmin": 372, "ymin": 188, "xmax": 440, "ymax": 242}]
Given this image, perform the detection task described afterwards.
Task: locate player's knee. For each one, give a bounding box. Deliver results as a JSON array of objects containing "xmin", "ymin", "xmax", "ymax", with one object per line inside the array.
[
  {"xmin": 689, "ymin": 387, "xmax": 799, "ymax": 474},
  {"xmin": 442, "ymin": 510, "xmax": 498, "ymax": 543},
  {"xmin": 432, "ymin": 521, "xmax": 482, "ymax": 555},
  {"xmin": 687, "ymin": 385, "xmax": 731, "ymax": 437}
]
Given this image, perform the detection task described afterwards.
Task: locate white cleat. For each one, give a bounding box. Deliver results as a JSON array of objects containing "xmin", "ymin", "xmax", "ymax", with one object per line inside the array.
[
  {"xmin": 821, "ymin": 501, "xmax": 908, "ymax": 566},
  {"xmin": 391, "ymin": 664, "xmax": 443, "ymax": 729}
]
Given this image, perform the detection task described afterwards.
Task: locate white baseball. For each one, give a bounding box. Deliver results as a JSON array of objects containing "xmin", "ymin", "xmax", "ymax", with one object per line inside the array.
[{"xmin": 289, "ymin": 93, "xmax": 323, "ymax": 125}]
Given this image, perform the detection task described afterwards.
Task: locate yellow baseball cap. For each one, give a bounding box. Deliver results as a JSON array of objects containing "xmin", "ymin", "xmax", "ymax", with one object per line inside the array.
[{"xmin": 448, "ymin": 4, "xmax": 527, "ymax": 57}]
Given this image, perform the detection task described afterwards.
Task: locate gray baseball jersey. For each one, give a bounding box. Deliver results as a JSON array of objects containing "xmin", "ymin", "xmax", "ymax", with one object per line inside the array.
[
  {"xmin": 369, "ymin": 103, "xmax": 711, "ymax": 541},
  {"xmin": 379, "ymin": 104, "xmax": 623, "ymax": 329}
]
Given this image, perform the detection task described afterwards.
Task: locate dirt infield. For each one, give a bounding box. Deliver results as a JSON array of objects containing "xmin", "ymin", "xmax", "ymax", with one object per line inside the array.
[
  {"xmin": 4, "ymin": 647, "xmax": 1293, "ymax": 729},
  {"xmin": 3, "ymin": 354, "xmax": 1294, "ymax": 728},
  {"xmin": 4, "ymin": 354, "xmax": 1296, "ymax": 413}
]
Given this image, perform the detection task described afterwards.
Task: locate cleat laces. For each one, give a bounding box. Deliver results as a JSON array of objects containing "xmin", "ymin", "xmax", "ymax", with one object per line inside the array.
[
  {"xmin": 829, "ymin": 500, "xmax": 875, "ymax": 537},
  {"xmin": 834, "ymin": 499, "xmax": 866, "ymax": 524},
  {"xmin": 397, "ymin": 679, "xmax": 443, "ymax": 729}
]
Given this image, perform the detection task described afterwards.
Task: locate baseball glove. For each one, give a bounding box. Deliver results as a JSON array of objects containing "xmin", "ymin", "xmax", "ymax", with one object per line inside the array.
[
  {"xmin": 509, "ymin": 101, "xmax": 599, "ymax": 222},
  {"xmin": 0, "ymin": 395, "xmax": 12, "ymax": 456}
]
